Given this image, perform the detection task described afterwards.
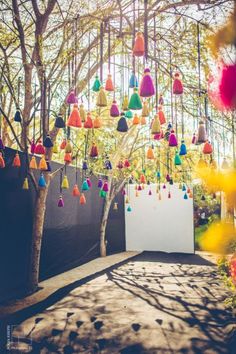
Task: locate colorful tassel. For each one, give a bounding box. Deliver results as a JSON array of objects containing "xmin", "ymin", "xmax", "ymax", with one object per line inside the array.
[
  {"xmin": 148, "ymin": 189, "xmax": 152, "ymax": 196},
  {"xmin": 140, "ymin": 68, "xmax": 155, "ymax": 98},
  {"xmin": 158, "ymin": 94, "xmax": 164, "ymax": 105},
  {"xmin": 66, "ymin": 90, "xmax": 78, "ymax": 104},
  {"xmin": 147, "ymin": 147, "xmax": 155, "ymax": 160},
  {"xmin": 158, "ymin": 105, "xmax": 166, "ymax": 125},
  {"xmin": 100, "ymin": 190, "xmax": 107, "ymax": 198},
  {"xmin": 104, "ymin": 158, "xmax": 112, "ymax": 170},
  {"xmin": 55, "ymin": 114, "xmax": 65, "ymax": 128},
  {"xmin": 80, "ymin": 193, "xmax": 86, "ymax": 204},
  {"xmin": 0, "ymin": 152, "xmax": 5, "ymax": 168},
  {"xmin": 122, "ymin": 95, "xmax": 129, "ymax": 111},
  {"xmin": 67, "ymin": 104, "xmax": 82, "ymax": 128},
  {"xmin": 61, "ymin": 175, "xmax": 69, "ymax": 189},
  {"xmin": 142, "ymin": 101, "xmax": 149, "ymax": 117},
  {"xmin": 58, "ymin": 195, "xmax": 64, "ymax": 207},
  {"xmin": 22, "ymin": 177, "xmax": 29, "ymax": 190},
  {"xmin": 133, "ymin": 32, "xmax": 145, "ymax": 57},
  {"xmin": 39, "ymin": 156, "xmax": 47, "ymax": 170},
  {"xmin": 86, "ymin": 177, "xmax": 92, "ymax": 188},
  {"xmin": 12, "ymin": 152, "xmax": 21, "ymax": 167},
  {"xmin": 168, "ymin": 130, "xmax": 178, "ymax": 147},
  {"xmin": 92, "ymin": 75, "xmax": 101, "ymax": 92},
  {"xmin": 98, "ymin": 178, "xmax": 103, "ymax": 189},
  {"xmin": 125, "ymin": 110, "xmax": 133, "ymax": 119},
  {"xmin": 117, "ymin": 160, "xmax": 124, "ymax": 169},
  {"xmin": 129, "ymin": 72, "xmax": 138, "ymax": 88},
  {"xmin": 65, "ymin": 140, "xmax": 72, "ymax": 153},
  {"xmin": 64, "ymin": 152, "xmax": 72, "ymax": 164},
  {"xmin": 60, "ymin": 139, "xmax": 67, "ymax": 150},
  {"xmin": 127, "ymin": 205, "xmax": 132, "ymax": 212},
  {"xmin": 203, "ymin": 141, "xmax": 213, "ymax": 154},
  {"xmin": 128, "ymin": 88, "xmax": 142, "ymax": 110},
  {"xmin": 96, "ymin": 86, "xmax": 107, "ymax": 107},
  {"xmin": 197, "ymin": 120, "xmax": 207, "ymax": 143},
  {"xmin": 53, "ymin": 142, "xmax": 59, "ymax": 154},
  {"xmin": 82, "ymin": 179, "xmax": 89, "ymax": 191},
  {"xmin": 72, "ymin": 184, "xmax": 80, "ymax": 196},
  {"xmin": 84, "ymin": 112, "xmax": 93, "ymax": 128},
  {"xmin": 173, "ymin": 72, "xmax": 183, "ymax": 95},
  {"xmin": 110, "ymin": 100, "xmax": 120, "ymax": 117},
  {"xmin": 82, "ymin": 161, "xmax": 88, "ymax": 170},
  {"xmin": 151, "ymin": 115, "xmax": 161, "ymax": 134},
  {"xmin": 219, "ymin": 64, "xmax": 236, "ymax": 110},
  {"xmin": 105, "ymin": 74, "xmax": 114, "ymax": 91},
  {"xmin": 79, "ymin": 104, "xmax": 86, "ymax": 122},
  {"xmin": 102, "ymin": 181, "xmax": 109, "ymax": 192},
  {"xmin": 93, "ymin": 116, "xmax": 102, "ymax": 128},
  {"xmin": 124, "ymin": 159, "xmax": 130, "ymax": 168},
  {"xmin": 132, "ymin": 113, "xmax": 140, "ymax": 125},
  {"xmin": 179, "ymin": 140, "xmax": 187, "ymax": 155},
  {"xmin": 141, "ymin": 116, "xmax": 146, "ymax": 125},
  {"xmin": 192, "ymin": 133, "xmax": 197, "ymax": 144},
  {"xmin": 140, "ymin": 174, "xmax": 146, "ymax": 184},
  {"xmin": 168, "ymin": 191, "xmax": 171, "ymax": 199},
  {"xmin": 35, "ymin": 140, "xmax": 45, "ymax": 155},
  {"xmin": 14, "ymin": 109, "xmax": 22, "ymax": 122},
  {"xmin": 117, "ymin": 115, "xmax": 128, "ymax": 132},
  {"xmin": 90, "ymin": 143, "xmax": 98, "ymax": 158},
  {"xmin": 0, "ymin": 137, "xmax": 5, "ymax": 150},
  {"xmin": 38, "ymin": 173, "xmax": 46, "ymax": 187},
  {"xmin": 184, "ymin": 192, "xmax": 188, "ymax": 200},
  {"xmin": 174, "ymin": 151, "xmax": 182, "ymax": 166},
  {"xmin": 43, "ymin": 134, "xmax": 53, "ymax": 148}
]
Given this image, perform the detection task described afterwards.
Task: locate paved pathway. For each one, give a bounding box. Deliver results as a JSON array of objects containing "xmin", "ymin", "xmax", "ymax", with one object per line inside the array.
[{"xmin": 11, "ymin": 252, "xmax": 235, "ymax": 353}]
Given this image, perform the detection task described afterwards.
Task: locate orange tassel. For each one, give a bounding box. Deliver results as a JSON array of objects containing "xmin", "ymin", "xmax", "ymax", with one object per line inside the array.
[
  {"xmin": 64, "ymin": 152, "xmax": 72, "ymax": 164},
  {"xmin": 147, "ymin": 147, "xmax": 155, "ymax": 159},
  {"xmin": 0, "ymin": 152, "xmax": 5, "ymax": 168},
  {"xmin": 60, "ymin": 139, "xmax": 67, "ymax": 150},
  {"xmin": 80, "ymin": 193, "xmax": 86, "ymax": 205},
  {"xmin": 140, "ymin": 174, "xmax": 146, "ymax": 184},
  {"xmin": 67, "ymin": 104, "xmax": 82, "ymax": 128},
  {"xmin": 141, "ymin": 116, "xmax": 146, "ymax": 125},
  {"xmin": 158, "ymin": 105, "xmax": 166, "ymax": 125},
  {"xmin": 72, "ymin": 184, "xmax": 80, "ymax": 196},
  {"xmin": 12, "ymin": 152, "xmax": 21, "ymax": 167},
  {"xmin": 29, "ymin": 156, "xmax": 38, "ymax": 169},
  {"xmin": 93, "ymin": 116, "xmax": 102, "ymax": 128},
  {"xmin": 105, "ymin": 74, "xmax": 114, "ymax": 91},
  {"xmin": 132, "ymin": 113, "xmax": 140, "ymax": 125},
  {"xmin": 133, "ymin": 32, "xmax": 145, "ymax": 57},
  {"xmin": 39, "ymin": 156, "xmax": 47, "ymax": 170},
  {"xmin": 84, "ymin": 112, "xmax": 93, "ymax": 128}
]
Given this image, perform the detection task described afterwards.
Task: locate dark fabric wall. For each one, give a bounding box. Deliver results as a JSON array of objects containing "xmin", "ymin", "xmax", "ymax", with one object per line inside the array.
[{"xmin": 0, "ymin": 148, "xmax": 125, "ymax": 303}]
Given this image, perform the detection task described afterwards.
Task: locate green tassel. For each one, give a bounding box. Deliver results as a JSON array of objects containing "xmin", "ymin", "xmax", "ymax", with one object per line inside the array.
[
  {"xmin": 92, "ymin": 75, "xmax": 101, "ymax": 92},
  {"xmin": 128, "ymin": 88, "xmax": 142, "ymax": 110},
  {"xmin": 125, "ymin": 110, "xmax": 133, "ymax": 119},
  {"xmin": 174, "ymin": 151, "xmax": 182, "ymax": 166}
]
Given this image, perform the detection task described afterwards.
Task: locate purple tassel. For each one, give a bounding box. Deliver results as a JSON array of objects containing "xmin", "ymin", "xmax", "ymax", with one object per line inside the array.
[
  {"xmin": 138, "ymin": 185, "xmax": 142, "ymax": 191},
  {"xmin": 122, "ymin": 189, "xmax": 126, "ymax": 195},
  {"xmin": 58, "ymin": 196, "xmax": 64, "ymax": 207},
  {"xmin": 30, "ymin": 140, "xmax": 36, "ymax": 154},
  {"xmin": 66, "ymin": 90, "xmax": 78, "ymax": 104},
  {"xmin": 87, "ymin": 177, "xmax": 92, "ymax": 188},
  {"xmin": 163, "ymin": 184, "xmax": 166, "ymax": 189},
  {"xmin": 140, "ymin": 68, "xmax": 155, "ymax": 98},
  {"xmin": 102, "ymin": 181, "xmax": 109, "ymax": 192},
  {"xmin": 192, "ymin": 133, "xmax": 197, "ymax": 144},
  {"xmin": 166, "ymin": 174, "xmax": 171, "ymax": 182},
  {"xmin": 98, "ymin": 178, "xmax": 103, "ymax": 188},
  {"xmin": 46, "ymin": 161, "xmax": 51, "ymax": 171},
  {"xmin": 148, "ymin": 189, "xmax": 152, "ymax": 195},
  {"xmin": 110, "ymin": 100, "xmax": 120, "ymax": 117},
  {"xmin": 0, "ymin": 137, "xmax": 5, "ymax": 150},
  {"xmin": 168, "ymin": 130, "xmax": 178, "ymax": 147}
]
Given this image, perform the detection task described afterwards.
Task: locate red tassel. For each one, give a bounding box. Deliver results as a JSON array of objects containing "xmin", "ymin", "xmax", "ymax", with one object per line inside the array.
[
  {"xmin": 35, "ymin": 140, "xmax": 45, "ymax": 155},
  {"xmin": 0, "ymin": 152, "xmax": 5, "ymax": 168},
  {"xmin": 84, "ymin": 112, "xmax": 93, "ymax": 128},
  {"xmin": 158, "ymin": 105, "xmax": 166, "ymax": 125},
  {"xmin": 173, "ymin": 73, "xmax": 183, "ymax": 95},
  {"xmin": 133, "ymin": 32, "xmax": 145, "ymax": 57},
  {"xmin": 12, "ymin": 152, "xmax": 21, "ymax": 167},
  {"xmin": 72, "ymin": 184, "xmax": 80, "ymax": 196},
  {"xmin": 64, "ymin": 152, "xmax": 72, "ymax": 164},
  {"xmin": 203, "ymin": 141, "xmax": 213, "ymax": 154},
  {"xmin": 90, "ymin": 143, "xmax": 98, "ymax": 158},
  {"xmin": 60, "ymin": 139, "xmax": 67, "ymax": 150}
]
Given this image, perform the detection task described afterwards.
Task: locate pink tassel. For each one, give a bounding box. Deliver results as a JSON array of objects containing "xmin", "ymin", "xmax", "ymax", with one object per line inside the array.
[
  {"xmin": 219, "ymin": 63, "xmax": 236, "ymax": 110},
  {"xmin": 173, "ymin": 73, "xmax": 183, "ymax": 95},
  {"xmin": 139, "ymin": 68, "xmax": 155, "ymax": 98},
  {"xmin": 168, "ymin": 130, "xmax": 178, "ymax": 147}
]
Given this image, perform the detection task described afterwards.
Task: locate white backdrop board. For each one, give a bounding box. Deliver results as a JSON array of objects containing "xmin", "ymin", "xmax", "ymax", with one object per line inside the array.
[{"xmin": 125, "ymin": 184, "xmax": 194, "ymax": 253}]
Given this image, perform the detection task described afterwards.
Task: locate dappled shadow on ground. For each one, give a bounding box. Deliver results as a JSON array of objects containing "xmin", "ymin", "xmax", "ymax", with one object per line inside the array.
[{"xmin": 10, "ymin": 253, "xmax": 236, "ymax": 354}]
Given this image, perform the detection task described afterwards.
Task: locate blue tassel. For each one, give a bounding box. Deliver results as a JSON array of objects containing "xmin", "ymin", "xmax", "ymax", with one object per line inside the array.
[
  {"xmin": 184, "ymin": 192, "xmax": 188, "ymax": 199},
  {"xmin": 182, "ymin": 184, "xmax": 186, "ymax": 191},
  {"xmin": 82, "ymin": 161, "xmax": 88, "ymax": 170},
  {"xmin": 14, "ymin": 109, "xmax": 22, "ymax": 122},
  {"xmin": 129, "ymin": 72, "xmax": 138, "ymax": 88},
  {"xmin": 38, "ymin": 173, "xmax": 46, "ymax": 187},
  {"xmin": 179, "ymin": 140, "xmax": 187, "ymax": 155}
]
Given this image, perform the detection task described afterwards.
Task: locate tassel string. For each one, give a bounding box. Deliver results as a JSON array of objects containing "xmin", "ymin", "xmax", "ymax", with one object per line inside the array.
[{"xmin": 100, "ymin": 21, "xmax": 104, "ymax": 83}]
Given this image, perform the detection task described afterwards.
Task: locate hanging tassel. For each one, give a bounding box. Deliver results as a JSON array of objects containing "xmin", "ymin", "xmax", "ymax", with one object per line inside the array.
[
  {"xmin": 179, "ymin": 140, "xmax": 187, "ymax": 155},
  {"xmin": 110, "ymin": 100, "xmax": 120, "ymax": 117},
  {"xmin": 64, "ymin": 152, "xmax": 72, "ymax": 164},
  {"xmin": 92, "ymin": 75, "xmax": 101, "ymax": 92},
  {"xmin": 98, "ymin": 178, "xmax": 103, "ymax": 188},
  {"xmin": 66, "ymin": 90, "xmax": 78, "ymax": 104},
  {"xmin": 80, "ymin": 193, "xmax": 86, "ymax": 204},
  {"xmin": 159, "ymin": 94, "xmax": 164, "ymax": 105},
  {"xmin": 104, "ymin": 158, "xmax": 112, "ymax": 170},
  {"xmin": 148, "ymin": 189, "xmax": 152, "ymax": 196},
  {"xmin": 14, "ymin": 109, "xmax": 22, "ymax": 122},
  {"xmin": 125, "ymin": 110, "xmax": 132, "ymax": 119},
  {"xmin": 79, "ymin": 104, "xmax": 86, "ymax": 123},
  {"xmin": 182, "ymin": 184, "xmax": 186, "ymax": 191},
  {"xmin": 55, "ymin": 114, "xmax": 65, "ymax": 128},
  {"xmin": 127, "ymin": 205, "xmax": 132, "ymax": 212},
  {"xmin": 43, "ymin": 134, "xmax": 53, "ymax": 148},
  {"xmin": 38, "ymin": 173, "xmax": 46, "ymax": 187},
  {"xmin": 147, "ymin": 146, "xmax": 155, "ymax": 160},
  {"xmin": 84, "ymin": 112, "xmax": 93, "ymax": 128},
  {"xmin": 122, "ymin": 94, "xmax": 129, "ymax": 111},
  {"xmin": 117, "ymin": 115, "xmax": 128, "ymax": 132},
  {"xmin": 0, "ymin": 152, "xmax": 5, "ymax": 168},
  {"xmin": 133, "ymin": 32, "xmax": 145, "ymax": 57},
  {"xmin": 219, "ymin": 63, "xmax": 236, "ymax": 110},
  {"xmin": 113, "ymin": 202, "xmax": 118, "ymax": 210},
  {"xmin": 203, "ymin": 140, "xmax": 213, "ymax": 154},
  {"xmin": 29, "ymin": 156, "xmax": 37, "ymax": 169},
  {"xmin": 61, "ymin": 175, "xmax": 69, "ymax": 189},
  {"xmin": 90, "ymin": 143, "xmax": 98, "ymax": 158},
  {"xmin": 46, "ymin": 161, "xmax": 51, "ymax": 172},
  {"xmin": 135, "ymin": 190, "xmax": 139, "ymax": 197},
  {"xmin": 151, "ymin": 114, "xmax": 161, "ymax": 134},
  {"xmin": 166, "ymin": 174, "xmax": 171, "ymax": 182},
  {"xmin": 38, "ymin": 156, "xmax": 47, "ymax": 170},
  {"xmin": 72, "ymin": 184, "xmax": 80, "ymax": 196},
  {"xmin": 174, "ymin": 151, "xmax": 182, "ymax": 166},
  {"xmin": 67, "ymin": 104, "xmax": 82, "ymax": 128},
  {"xmin": 100, "ymin": 190, "xmax": 107, "ymax": 198},
  {"xmin": 125, "ymin": 196, "xmax": 129, "ymax": 204},
  {"xmin": 142, "ymin": 101, "xmax": 149, "ymax": 117},
  {"xmin": 158, "ymin": 192, "xmax": 162, "ymax": 200},
  {"xmin": 105, "ymin": 74, "xmax": 114, "ymax": 91},
  {"xmin": 58, "ymin": 195, "xmax": 65, "ymax": 207},
  {"xmin": 140, "ymin": 68, "xmax": 155, "ymax": 98},
  {"xmin": 60, "ymin": 139, "xmax": 67, "ymax": 150},
  {"xmin": 168, "ymin": 130, "xmax": 178, "ymax": 147},
  {"xmin": 168, "ymin": 191, "xmax": 171, "ymax": 198},
  {"xmin": 192, "ymin": 133, "xmax": 197, "ymax": 144},
  {"xmin": 93, "ymin": 116, "xmax": 102, "ymax": 128},
  {"xmin": 157, "ymin": 105, "xmax": 166, "ymax": 125},
  {"xmin": 141, "ymin": 116, "xmax": 146, "ymax": 125},
  {"xmin": 102, "ymin": 181, "xmax": 109, "ymax": 192},
  {"xmin": 132, "ymin": 113, "xmax": 140, "ymax": 125},
  {"xmin": 96, "ymin": 87, "xmax": 107, "ymax": 107},
  {"xmin": 163, "ymin": 184, "xmax": 166, "ymax": 189},
  {"xmin": 86, "ymin": 177, "xmax": 92, "ymax": 188},
  {"xmin": 117, "ymin": 160, "xmax": 124, "ymax": 169},
  {"xmin": 128, "ymin": 88, "xmax": 142, "ymax": 110},
  {"xmin": 129, "ymin": 72, "xmax": 138, "ymax": 88},
  {"xmin": 184, "ymin": 192, "xmax": 188, "ymax": 200},
  {"xmin": 197, "ymin": 157, "xmax": 207, "ymax": 168},
  {"xmin": 173, "ymin": 72, "xmax": 183, "ymax": 95},
  {"xmin": 82, "ymin": 160, "xmax": 88, "ymax": 170},
  {"xmin": 197, "ymin": 120, "xmax": 207, "ymax": 143},
  {"xmin": 22, "ymin": 177, "xmax": 29, "ymax": 190},
  {"xmin": 82, "ymin": 179, "xmax": 89, "ymax": 191},
  {"xmin": 12, "ymin": 152, "xmax": 21, "ymax": 167},
  {"xmin": 0, "ymin": 137, "xmax": 5, "ymax": 150},
  {"xmin": 124, "ymin": 159, "xmax": 130, "ymax": 168},
  {"xmin": 35, "ymin": 140, "xmax": 46, "ymax": 155},
  {"xmin": 140, "ymin": 174, "xmax": 146, "ymax": 184},
  {"xmin": 65, "ymin": 140, "xmax": 72, "ymax": 153},
  {"xmin": 53, "ymin": 142, "xmax": 59, "ymax": 154}
]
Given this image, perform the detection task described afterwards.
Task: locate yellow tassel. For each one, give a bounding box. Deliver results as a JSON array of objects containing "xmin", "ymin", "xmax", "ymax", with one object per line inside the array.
[
  {"xmin": 39, "ymin": 156, "xmax": 47, "ymax": 170},
  {"xmin": 142, "ymin": 101, "xmax": 149, "ymax": 117},
  {"xmin": 96, "ymin": 86, "xmax": 107, "ymax": 107},
  {"xmin": 53, "ymin": 142, "xmax": 59, "ymax": 153},
  {"xmin": 125, "ymin": 196, "xmax": 129, "ymax": 204},
  {"xmin": 122, "ymin": 94, "xmax": 129, "ymax": 111},
  {"xmin": 79, "ymin": 104, "xmax": 86, "ymax": 122},
  {"xmin": 29, "ymin": 156, "xmax": 38, "ymax": 169},
  {"xmin": 151, "ymin": 115, "xmax": 160, "ymax": 134},
  {"xmin": 65, "ymin": 140, "xmax": 72, "ymax": 153},
  {"xmin": 61, "ymin": 175, "xmax": 69, "ymax": 189},
  {"xmin": 22, "ymin": 177, "xmax": 29, "ymax": 190}
]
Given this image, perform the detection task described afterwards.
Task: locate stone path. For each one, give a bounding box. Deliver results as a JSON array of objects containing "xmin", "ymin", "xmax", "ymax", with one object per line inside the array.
[{"xmin": 10, "ymin": 252, "xmax": 236, "ymax": 353}]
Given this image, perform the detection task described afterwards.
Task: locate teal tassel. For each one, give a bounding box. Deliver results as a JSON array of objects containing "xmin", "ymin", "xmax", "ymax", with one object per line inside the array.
[
  {"xmin": 38, "ymin": 174, "xmax": 46, "ymax": 187},
  {"xmin": 82, "ymin": 179, "xmax": 89, "ymax": 191}
]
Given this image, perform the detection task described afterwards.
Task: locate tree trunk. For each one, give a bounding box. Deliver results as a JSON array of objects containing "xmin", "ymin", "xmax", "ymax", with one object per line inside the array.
[
  {"xmin": 27, "ymin": 180, "xmax": 50, "ymax": 293},
  {"xmin": 100, "ymin": 196, "xmax": 112, "ymax": 257}
]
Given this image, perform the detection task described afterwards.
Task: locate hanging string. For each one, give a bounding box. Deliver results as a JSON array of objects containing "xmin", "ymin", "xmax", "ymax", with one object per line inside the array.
[
  {"xmin": 113, "ymin": 33, "xmax": 116, "ymax": 99},
  {"xmin": 169, "ymin": 47, "xmax": 174, "ymax": 126},
  {"xmin": 100, "ymin": 21, "xmax": 104, "ymax": 83},
  {"xmin": 154, "ymin": 14, "xmax": 158, "ymax": 111},
  {"xmin": 33, "ymin": 82, "xmax": 36, "ymax": 142},
  {"xmin": 74, "ymin": 16, "xmax": 79, "ymax": 95},
  {"xmin": 47, "ymin": 81, "xmax": 51, "ymax": 133},
  {"xmin": 144, "ymin": 0, "xmax": 148, "ymax": 63},
  {"xmin": 108, "ymin": 20, "xmax": 111, "ymax": 74},
  {"xmin": 197, "ymin": 21, "xmax": 202, "ymax": 117},
  {"xmin": 132, "ymin": 0, "xmax": 136, "ymax": 74},
  {"xmin": 75, "ymin": 154, "xmax": 78, "ymax": 184},
  {"xmin": 181, "ymin": 95, "xmax": 184, "ymax": 139},
  {"xmin": 60, "ymin": 169, "xmax": 63, "ymax": 195},
  {"xmin": 88, "ymin": 31, "xmax": 91, "ymax": 110}
]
